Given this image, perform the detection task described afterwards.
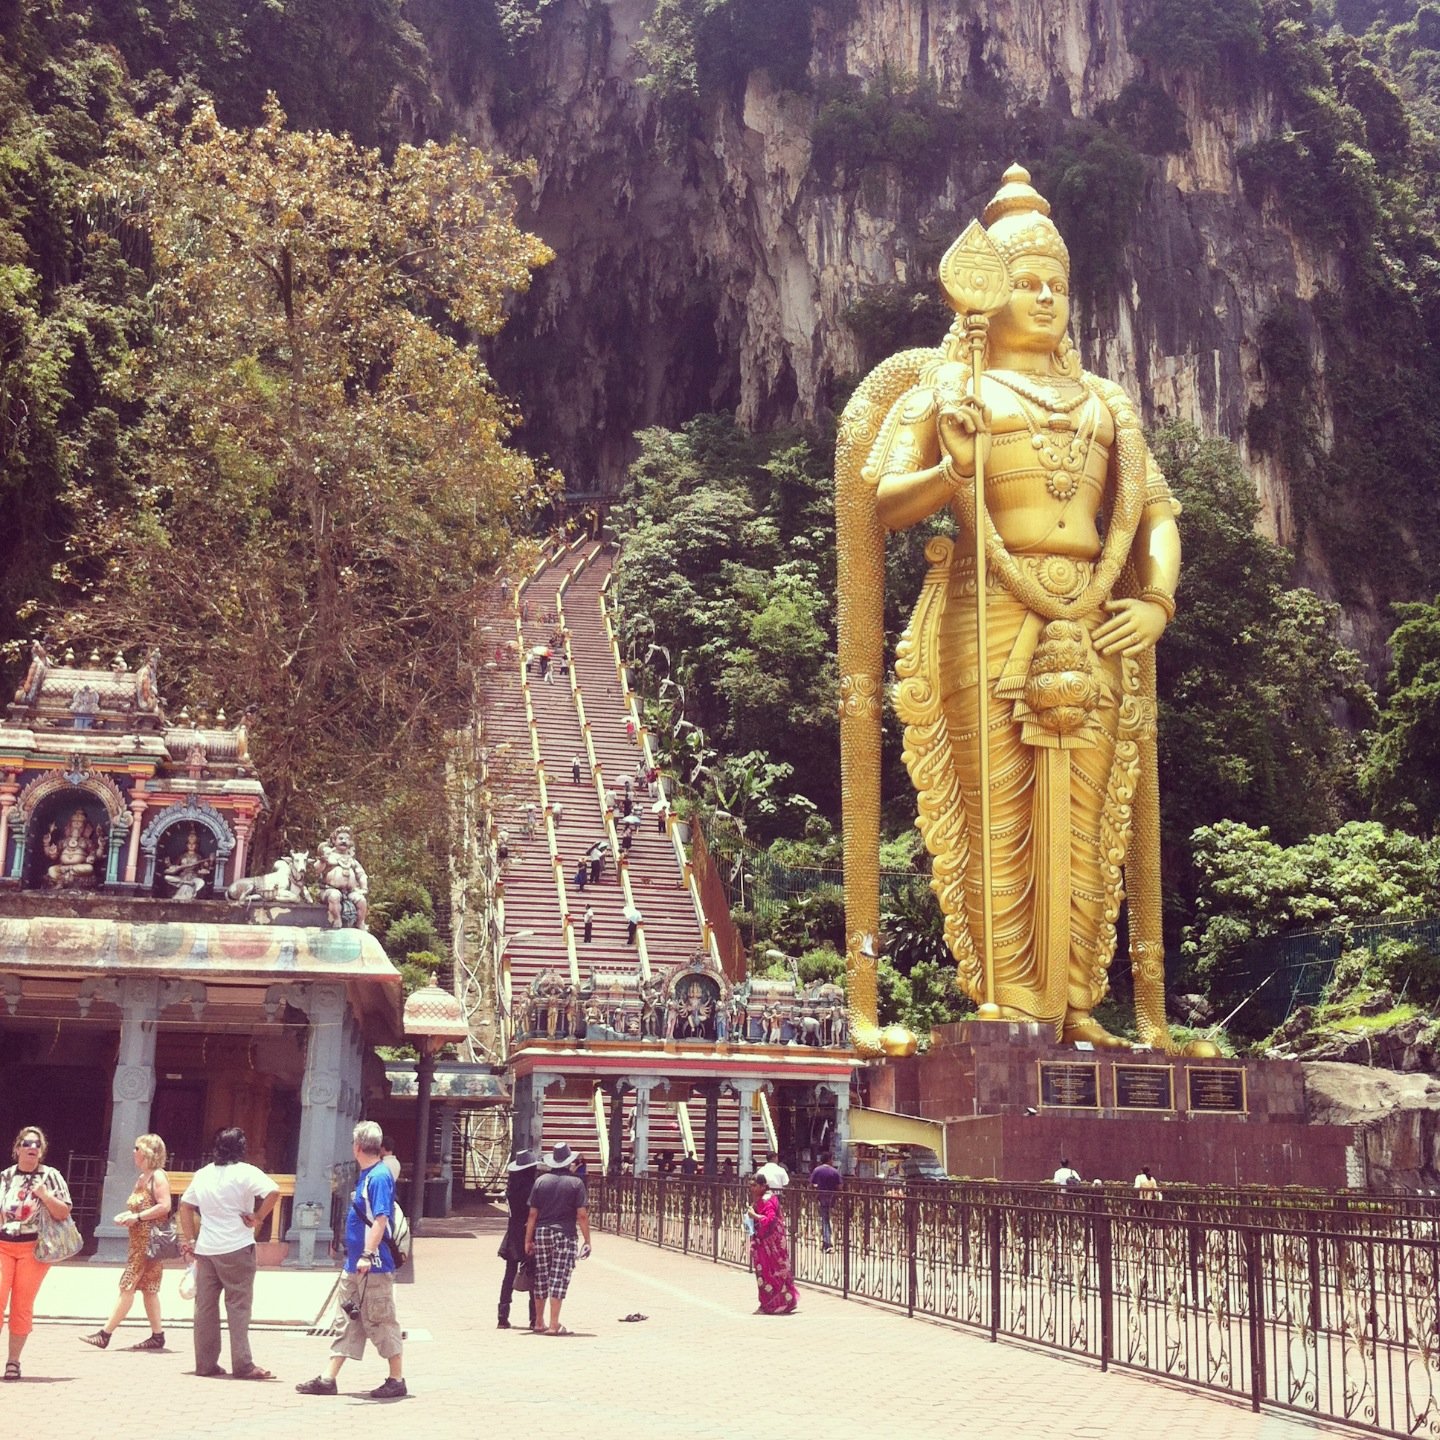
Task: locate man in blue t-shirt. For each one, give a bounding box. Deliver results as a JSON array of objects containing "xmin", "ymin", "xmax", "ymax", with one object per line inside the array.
[
  {"xmin": 809, "ymin": 1154, "xmax": 842, "ymax": 1251},
  {"xmin": 296, "ymin": 1122, "xmax": 407, "ymax": 1400}
]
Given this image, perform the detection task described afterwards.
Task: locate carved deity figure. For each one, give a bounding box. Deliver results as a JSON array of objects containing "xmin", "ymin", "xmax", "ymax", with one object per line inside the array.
[
  {"xmin": 43, "ymin": 808, "xmax": 102, "ymax": 888},
  {"xmin": 15, "ymin": 640, "xmax": 48, "ymax": 706},
  {"xmin": 318, "ymin": 824, "xmax": 369, "ymax": 930},
  {"xmin": 163, "ymin": 825, "xmax": 214, "ymax": 900},
  {"xmin": 837, "ymin": 164, "xmax": 1211, "ymax": 1057},
  {"xmin": 135, "ymin": 648, "xmax": 161, "ymax": 713}
]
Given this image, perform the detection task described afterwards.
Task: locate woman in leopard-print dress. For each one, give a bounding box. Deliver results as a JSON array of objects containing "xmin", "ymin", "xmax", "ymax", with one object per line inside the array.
[{"xmin": 79, "ymin": 1134, "xmax": 172, "ymax": 1352}]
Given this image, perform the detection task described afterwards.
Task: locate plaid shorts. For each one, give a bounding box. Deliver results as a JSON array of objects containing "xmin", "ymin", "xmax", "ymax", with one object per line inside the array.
[{"xmin": 533, "ymin": 1226, "xmax": 578, "ymax": 1300}]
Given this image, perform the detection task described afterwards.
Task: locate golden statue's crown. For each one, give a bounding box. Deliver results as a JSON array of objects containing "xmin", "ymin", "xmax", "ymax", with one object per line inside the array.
[{"xmin": 983, "ymin": 163, "xmax": 1070, "ymax": 272}]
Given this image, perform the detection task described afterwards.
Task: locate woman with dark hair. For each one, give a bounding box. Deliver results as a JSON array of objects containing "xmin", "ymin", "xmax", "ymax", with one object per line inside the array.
[
  {"xmin": 1, "ymin": 1125, "xmax": 74, "ymax": 1379},
  {"xmin": 497, "ymin": 1150, "xmax": 541, "ymax": 1331},
  {"xmin": 746, "ymin": 1173, "xmax": 797, "ymax": 1316},
  {"xmin": 81, "ymin": 1133, "xmax": 172, "ymax": 1351}
]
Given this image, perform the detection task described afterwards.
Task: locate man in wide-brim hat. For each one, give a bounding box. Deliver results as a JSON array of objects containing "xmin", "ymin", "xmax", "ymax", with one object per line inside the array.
[
  {"xmin": 497, "ymin": 1150, "xmax": 541, "ymax": 1331},
  {"xmin": 525, "ymin": 1145, "xmax": 592, "ymax": 1335}
]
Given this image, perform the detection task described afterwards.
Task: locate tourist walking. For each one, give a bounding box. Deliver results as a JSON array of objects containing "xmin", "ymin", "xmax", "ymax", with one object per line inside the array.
[
  {"xmin": 296, "ymin": 1123, "xmax": 406, "ymax": 1400},
  {"xmin": 583, "ymin": 905, "xmax": 594, "ymax": 944},
  {"xmin": 497, "ymin": 1150, "xmax": 541, "ymax": 1331},
  {"xmin": 746, "ymin": 1173, "xmax": 797, "ymax": 1315},
  {"xmin": 177, "ymin": 1127, "xmax": 279, "ymax": 1380},
  {"xmin": 572, "ymin": 755, "xmax": 582, "ymax": 784},
  {"xmin": 1, "ymin": 1126, "xmax": 74, "ymax": 1380},
  {"xmin": 1052, "ymin": 1158, "xmax": 1082, "ymax": 1188},
  {"xmin": 624, "ymin": 903, "xmax": 642, "ymax": 945},
  {"xmin": 589, "ymin": 852, "xmax": 603, "ymax": 885},
  {"xmin": 809, "ymin": 1153, "xmax": 841, "ymax": 1252},
  {"xmin": 81, "ymin": 1133, "xmax": 172, "ymax": 1351},
  {"xmin": 525, "ymin": 1144, "xmax": 592, "ymax": 1337},
  {"xmin": 575, "ymin": 859, "xmax": 588, "ymax": 891},
  {"xmin": 1134, "ymin": 1167, "xmax": 1162, "ymax": 1199},
  {"xmin": 758, "ymin": 1151, "xmax": 789, "ymax": 1190}
]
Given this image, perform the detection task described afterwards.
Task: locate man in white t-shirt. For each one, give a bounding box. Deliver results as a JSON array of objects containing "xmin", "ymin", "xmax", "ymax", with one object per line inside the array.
[
  {"xmin": 1052, "ymin": 1159, "xmax": 1082, "ymax": 1188},
  {"xmin": 178, "ymin": 1127, "xmax": 280, "ymax": 1380},
  {"xmin": 757, "ymin": 1152, "xmax": 789, "ymax": 1190}
]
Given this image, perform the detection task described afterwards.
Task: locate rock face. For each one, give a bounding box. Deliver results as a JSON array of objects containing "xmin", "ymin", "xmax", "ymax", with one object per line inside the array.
[
  {"xmin": 1304, "ymin": 1062, "xmax": 1440, "ymax": 1191},
  {"xmin": 419, "ymin": 1, "xmax": 1360, "ymax": 628}
]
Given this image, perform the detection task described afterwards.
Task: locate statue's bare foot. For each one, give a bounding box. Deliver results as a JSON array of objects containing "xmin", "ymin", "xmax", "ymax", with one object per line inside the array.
[
  {"xmin": 848, "ymin": 1021, "xmax": 919, "ymax": 1058},
  {"xmin": 1062, "ymin": 1012, "xmax": 1132, "ymax": 1050}
]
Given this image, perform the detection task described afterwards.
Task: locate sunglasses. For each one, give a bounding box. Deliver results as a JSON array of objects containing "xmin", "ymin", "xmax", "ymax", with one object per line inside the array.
[{"xmin": 18, "ymin": 1140, "xmax": 41, "ymax": 1149}]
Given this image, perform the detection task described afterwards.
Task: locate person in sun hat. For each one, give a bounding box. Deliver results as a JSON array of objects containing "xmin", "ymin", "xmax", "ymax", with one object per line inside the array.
[
  {"xmin": 497, "ymin": 1150, "xmax": 542, "ymax": 1331},
  {"xmin": 524, "ymin": 1144, "xmax": 592, "ymax": 1336}
]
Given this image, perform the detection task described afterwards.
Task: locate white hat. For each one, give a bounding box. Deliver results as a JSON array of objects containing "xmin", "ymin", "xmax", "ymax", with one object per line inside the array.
[{"xmin": 545, "ymin": 1143, "xmax": 579, "ymax": 1171}]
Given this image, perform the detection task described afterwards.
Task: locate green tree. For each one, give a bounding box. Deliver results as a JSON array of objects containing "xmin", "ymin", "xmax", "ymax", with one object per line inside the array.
[
  {"xmin": 54, "ymin": 97, "xmax": 552, "ymax": 853},
  {"xmin": 1364, "ymin": 595, "xmax": 1440, "ymax": 833},
  {"xmin": 1152, "ymin": 423, "xmax": 1373, "ymax": 865}
]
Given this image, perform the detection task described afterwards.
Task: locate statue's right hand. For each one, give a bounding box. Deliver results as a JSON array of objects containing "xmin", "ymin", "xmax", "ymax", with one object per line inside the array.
[{"xmin": 938, "ymin": 399, "xmax": 991, "ymax": 479}]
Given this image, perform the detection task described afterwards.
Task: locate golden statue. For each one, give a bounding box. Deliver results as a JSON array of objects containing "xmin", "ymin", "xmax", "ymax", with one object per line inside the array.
[{"xmin": 837, "ymin": 164, "xmax": 1213, "ymax": 1059}]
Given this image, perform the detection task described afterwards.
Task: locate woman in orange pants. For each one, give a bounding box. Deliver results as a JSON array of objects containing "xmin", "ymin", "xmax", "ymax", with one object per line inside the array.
[{"xmin": 1, "ymin": 1125, "xmax": 75, "ymax": 1380}]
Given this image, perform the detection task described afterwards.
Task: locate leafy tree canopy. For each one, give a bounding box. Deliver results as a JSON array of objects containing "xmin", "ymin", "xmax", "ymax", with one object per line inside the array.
[{"xmin": 50, "ymin": 97, "xmax": 552, "ymax": 856}]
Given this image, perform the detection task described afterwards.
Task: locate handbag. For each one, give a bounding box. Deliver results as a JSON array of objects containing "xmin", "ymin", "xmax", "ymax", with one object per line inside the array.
[
  {"xmin": 34, "ymin": 1203, "xmax": 83, "ymax": 1264},
  {"xmin": 513, "ymin": 1259, "xmax": 533, "ymax": 1293},
  {"xmin": 143, "ymin": 1174, "xmax": 181, "ymax": 1261},
  {"xmin": 146, "ymin": 1217, "xmax": 181, "ymax": 1261}
]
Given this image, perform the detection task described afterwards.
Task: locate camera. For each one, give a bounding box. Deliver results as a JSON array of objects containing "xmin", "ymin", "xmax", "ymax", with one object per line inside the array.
[{"xmin": 340, "ymin": 1296, "xmax": 362, "ymax": 1320}]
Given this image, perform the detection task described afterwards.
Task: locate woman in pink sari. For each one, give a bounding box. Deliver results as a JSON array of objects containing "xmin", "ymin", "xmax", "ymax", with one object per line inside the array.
[{"xmin": 746, "ymin": 1174, "xmax": 797, "ymax": 1315}]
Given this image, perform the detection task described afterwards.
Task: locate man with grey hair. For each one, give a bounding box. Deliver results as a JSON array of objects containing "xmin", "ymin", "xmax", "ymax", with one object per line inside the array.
[{"xmin": 296, "ymin": 1122, "xmax": 406, "ymax": 1400}]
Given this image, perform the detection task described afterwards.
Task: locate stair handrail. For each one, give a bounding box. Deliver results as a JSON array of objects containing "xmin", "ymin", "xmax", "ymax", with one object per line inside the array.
[{"xmin": 597, "ymin": 572, "xmax": 726, "ymax": 974}]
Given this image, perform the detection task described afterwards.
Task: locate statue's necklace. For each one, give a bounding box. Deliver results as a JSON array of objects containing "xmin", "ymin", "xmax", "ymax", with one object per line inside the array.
[{"xmin": 989, "ymin": 371, "xmax": 1094, "ymax": 502}]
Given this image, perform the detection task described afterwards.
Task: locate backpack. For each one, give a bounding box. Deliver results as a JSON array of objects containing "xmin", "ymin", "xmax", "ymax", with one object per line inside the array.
[
  {"xmin": 351, "ymin": 1190, "xmax": 410, "ymax": 1268},
  {"xmin": 1063, "ymin": 1171, "xmax": 1083, "ymax": 1189},
  {"xmin": 384, "ymin": 1201, "xmax": 411, "ymax": 1268}
]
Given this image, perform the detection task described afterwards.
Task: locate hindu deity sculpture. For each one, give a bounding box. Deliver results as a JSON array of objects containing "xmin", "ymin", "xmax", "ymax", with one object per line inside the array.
[
  {"xmin": 43, "ymin": 808, "xmax": 102, "ymax": 888},
  {"xmin": 162, "ymin": 825, "xmax": 214, "ymax": 900},
  {"xmin": 317, "ymin": 824, "xmax": 369, "ymax": 929},
  {"xmin": 837, "ymin": 165, "xmax": 1213, "ymax": 1058}
]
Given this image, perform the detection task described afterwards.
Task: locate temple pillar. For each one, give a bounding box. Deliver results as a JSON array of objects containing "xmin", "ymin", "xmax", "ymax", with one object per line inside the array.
[
  {"xmin": 231, "ymin": 819, "xmax": 252, "ymax": 889},
  {"xmin": 435, "ymin": 1108, "xmax": 456, "ymax": 1218},
  {"xmin": 730, "ymin": 1078, "xmax": 759, "ymax": 1177},
  {"xmin": 823, "ymin": 1079, "xmax": 853, "ymax": 1172},
  {"xmin": 93, "ymin": 977, "xmax": 159, "ymax": 1262},
  {"xmin": 104, "ymin": 818, "xmax": 128, "ymax": 886},
  {"xmin": 123, "ymin": 788, "xmax": 146, "ymax": 884},
  {"xmin": 287, "ymin": 983, "xmax": 350, "ymax": 1251},
  {"xmin": 627, "ymin": 1076, "xmax": 666, "ymax": 1177},
  {"xmin": 703, "ymin": 1082, "xmax": 720, "ymax": 1176},
  {"xmin": 607, "ymin": 1082, "xmax": 627, "ymax": 1175}
]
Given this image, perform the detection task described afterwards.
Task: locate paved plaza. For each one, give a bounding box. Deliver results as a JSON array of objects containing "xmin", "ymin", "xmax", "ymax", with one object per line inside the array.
[{"xmin": 17, "ymin": 1206, "xmax": 1350, "ymax": 1439}]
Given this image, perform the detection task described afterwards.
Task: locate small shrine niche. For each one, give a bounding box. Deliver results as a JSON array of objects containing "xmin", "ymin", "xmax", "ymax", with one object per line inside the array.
[
  {"xmin": 154, "ymin": 823, "xmax": 218, "ymax": 900},
  {"xmin": 27, "ymin": 796, "xmax": 111, "ymax": 890}
]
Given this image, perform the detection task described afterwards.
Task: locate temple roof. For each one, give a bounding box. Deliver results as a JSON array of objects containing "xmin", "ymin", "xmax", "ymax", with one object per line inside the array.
[{"xmin": 0, "ymin": 915, "xmax": 400, "ymax": 983}]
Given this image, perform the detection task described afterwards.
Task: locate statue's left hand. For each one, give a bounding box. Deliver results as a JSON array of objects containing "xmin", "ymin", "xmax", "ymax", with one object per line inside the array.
[{"xmin": 1094, "ymin": 598, "xmax": 1168, "ymax": 656}]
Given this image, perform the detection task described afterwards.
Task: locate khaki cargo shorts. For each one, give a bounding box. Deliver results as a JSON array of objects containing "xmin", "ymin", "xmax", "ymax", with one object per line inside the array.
[{"xmin": 330, "ymin": 1270, "xmax": 403, "ymax": 1360}]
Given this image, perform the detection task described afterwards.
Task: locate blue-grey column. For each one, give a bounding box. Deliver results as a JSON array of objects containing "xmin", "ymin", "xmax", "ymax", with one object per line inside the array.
[
  {"xmin": 627, "ymin": 1076, "xmax": 667, "ymax": 1176},
  {"xmin": 730, "ymin": 1078, "xmax": 759, "ymax": 1177},
  {"xmin": 825, "ymin": 1080, "xmax": 853, "ymax": 1172},
  {"xmin": 93, "ymin": 976, "xmax": 159, "ymax": 1262},
  {"xmin": 532, "ymin": 1073, "xmax": 565, "ymax": 1154},
  {"xmin": 287, "ymin": 982, "xmax": 348, "ymax": 1249}
]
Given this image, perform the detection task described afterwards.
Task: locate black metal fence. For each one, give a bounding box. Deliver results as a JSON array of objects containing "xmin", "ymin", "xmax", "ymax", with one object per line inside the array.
[{"xmin": 589, "ymin": 1176, "xmax": 1440, "ymax": 1437}]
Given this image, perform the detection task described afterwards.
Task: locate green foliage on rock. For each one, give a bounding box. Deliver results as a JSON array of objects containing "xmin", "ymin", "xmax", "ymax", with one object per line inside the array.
[
  {"xmin": 1364, "ymin": 595, "xmax": 1440, "ymax": 833},
  {"xmin": 1130, "ymin": 0, "xmax": 1266, "ymax": 82},
  {"xmin": 1236, "ymin": 8, "xmax": 1440, "ymax": 605},
  {"xmin": 1181, "ymin": 819, "xmax": 1440, "ymax": 1001},
  {"xmin": 1152, "ymin": 423, "xmax": 1374, "ymax": 863}
]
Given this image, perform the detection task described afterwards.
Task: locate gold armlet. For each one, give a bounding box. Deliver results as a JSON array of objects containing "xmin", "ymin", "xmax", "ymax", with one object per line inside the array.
[{"xmin": 1138, "ymin": 588, "xmax": 1176, "ymax": 621}]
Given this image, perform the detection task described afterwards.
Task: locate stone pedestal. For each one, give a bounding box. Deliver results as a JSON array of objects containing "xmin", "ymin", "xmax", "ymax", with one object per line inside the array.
[{"xmin": 868, "ymin": 1020, "xmax": 1358, "ymax": 1187}]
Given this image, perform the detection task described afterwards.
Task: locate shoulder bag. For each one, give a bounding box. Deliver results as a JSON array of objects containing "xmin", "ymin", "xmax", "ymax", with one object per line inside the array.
[
  {"xmin": 144, "ymin": 1175, "xmax": 181, "ymax": 1261},
  {"xmin": 33, "ymin": 1171, "xmax": 83, "ymax": 1264}
]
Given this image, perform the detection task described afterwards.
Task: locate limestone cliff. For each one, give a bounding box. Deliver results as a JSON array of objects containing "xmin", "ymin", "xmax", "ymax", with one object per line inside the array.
[{"xmin": 412, "ymin": 0, "xmax": 1412, "ymax": 660}]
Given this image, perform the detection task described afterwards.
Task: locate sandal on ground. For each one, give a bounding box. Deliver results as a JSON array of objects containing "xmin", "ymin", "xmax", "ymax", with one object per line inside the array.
[
  {"xmin": 231, "ymin": 1365, "xmax": 276, "ymax": 1380},
  {"xmin": 80, "ymin": 1330, "xmax": 111, "ymax": 1348},
  {"xmin": 548, "ymin": 1326, "xmax": 573, "ymax": 1337},
  {"xmin": 3, "ymin": 1360, "xmax": 20, "ymax": 1380},
  {"xmin": 618, "ymin": 1313, "xmax": 648, "ymax": 1322},
  {"xmin": 196, "ymin": 1366, "xmax": 227, "ymax": 1378},
  {"xmin": 127, "ymin": 1333, "xmax": 165, "ymax": 1352}
]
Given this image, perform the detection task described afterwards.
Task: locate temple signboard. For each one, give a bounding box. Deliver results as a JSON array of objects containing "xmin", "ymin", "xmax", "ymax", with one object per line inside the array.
[{"xmin": 1038, "ymin": 1061, "xmax": 1100, "ymax": 1110}]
